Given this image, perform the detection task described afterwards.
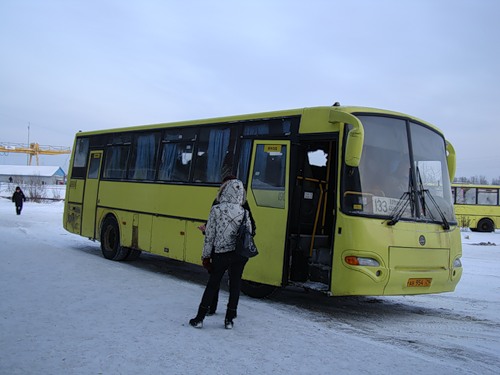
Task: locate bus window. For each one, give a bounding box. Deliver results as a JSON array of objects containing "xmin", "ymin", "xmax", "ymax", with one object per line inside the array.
[
  {"xmin": 158, "ymin": 143, "xmax": 194, "ymax": 182},
  {"xmin": 158, "ymin": 128, "xmax": 196, "ymax": 182},
  {"xmin": 251, "ymin": 144, "xmax": 287, "ymax": 208},
  {"xmin": 308, "ymin": 149, "xmax": 327, "ymax": 167},
  {"xmin": 238, "ymin": 119, "xmax": 297, "ymax": 184},
  {"xmin": 103, "ymin": 135, "xmax": 131, "ymax": 180},
  {"xmin": 193, "ymin": 127, "xmax": 235, "ymax": 183},
  {"xmin": 238, "ymin": 124, "xmax": 270, "ymax": 183},
  {"xmin": 411, "ymin": 123, "xmax": 454, "ymax": 220},
  {"xmin": 87, "ymin": 154, "xmax": 101, "ymax": 179},
  {"xmin": 71, "ymin": 138, "xmax": 90, "ymax": 178},
  {"xmin": 343, "ymin": 117, "xmax": 412, "ymax": 217},
  {"xmin": 456, "ymin": 187, "xmax": 476, "ymax": 204},
  {"xmin": 74, "ymin": 138, "xmax": 89, "ymax": 168},
  {"xmin": 478, "ymin": 188, "xmax": 498, "ymax": 206},
  {"xmin": 128, "ymin": 132, "xmax": 160, "ymax": 180}
]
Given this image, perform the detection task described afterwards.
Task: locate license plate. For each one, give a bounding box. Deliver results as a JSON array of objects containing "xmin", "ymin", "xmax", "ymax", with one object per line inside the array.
[{"xmin": 407, "ymin": 278, "xmax": 432, "ymax": 287}]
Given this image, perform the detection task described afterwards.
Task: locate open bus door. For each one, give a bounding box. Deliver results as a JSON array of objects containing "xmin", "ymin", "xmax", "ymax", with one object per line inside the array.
[
  {"xmin": 241, "ymin": 141, "xmax": 290, "ymax": 298},
  {"xmin": 288, "ymin": 140, "xmax": 337, "ymax": 292},
  {"xmin": 81, "ymin": 151, "xmax": 103, "ymax": 239}
]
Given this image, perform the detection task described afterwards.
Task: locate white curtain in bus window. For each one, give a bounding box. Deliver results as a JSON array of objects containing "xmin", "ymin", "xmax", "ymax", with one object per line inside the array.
[
  {"xmin": 194, "ymin": 128, "xmax": 231, "ymax": 183},
  {"xmin": 207, "ymin": 129, "xmax": 230, "ymax": 182},
  {"xmin": 478, "ymin": 189, "xmax": 498, "ymax": 205},
  {"xmin": 129, "ymin": 133, "xmax": 159, "ymax": 180},
  {"xmin": 158, "ymin": 143, "xmax": 193, "ymax": 182},
  {"xmin": 251, "ymin": 144, "xmax": 286, "ymax": 208},
  {"xmin": 103, "ymin": 145, "xmax": 130, "ymax": 179},
  {"xmin": 456, "ymin": 187, "xmax": 476, "ymax": 204},
  {"xmin": 159, "ymin": 129, "xmax": 196, "ymax": 182}
]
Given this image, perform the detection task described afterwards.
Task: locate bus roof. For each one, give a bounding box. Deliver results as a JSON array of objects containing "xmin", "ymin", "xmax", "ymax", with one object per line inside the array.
[{"xmin": 75, "ymin": 105, "xmax": 442, "ymax": 137}]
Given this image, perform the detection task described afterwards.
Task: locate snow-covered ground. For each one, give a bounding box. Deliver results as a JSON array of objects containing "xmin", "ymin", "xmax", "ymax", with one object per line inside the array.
[{"xmin": 1, "ymin": 198, "xmax": 499, "ymax": 375}]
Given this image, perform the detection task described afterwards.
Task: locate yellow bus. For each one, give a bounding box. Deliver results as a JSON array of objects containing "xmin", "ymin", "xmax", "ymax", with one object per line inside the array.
[
  {"xmin": 63, "ymin": 104, "xmax": 462, "ymax": 297},
  {"xmin": 452, "ymin": 183, "xmax": 500, "ymax": 232}
]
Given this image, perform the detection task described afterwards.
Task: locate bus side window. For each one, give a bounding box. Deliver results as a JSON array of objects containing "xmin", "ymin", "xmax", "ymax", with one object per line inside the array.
[
  {"xmin": 465, "ymin": 188, "xmax": 477, "ymax": 204},
  {"xmin": 478, "ymin": 189, "xmax": 497, "ymax": 206},
  {"xmin": 71, "ymin": 137, "xmax": 90, "ymax": 178},
  {"xmin": 158, "ymin": 142, "xmax": 193, "ymax": 182},
  {"xmin": 103, "ymin": 145, "xmax": 130, "ymax": 179},
  {"xmin": 193, "ymin": 127, "xmax": 235, "ymax": 183},
  {"xmin": 128, "ymin": 133, "xmax": 159, "ymax": 181},
  {"xmin": 159, "ymin": 128, "xmax": 196, "ymax": 182}
]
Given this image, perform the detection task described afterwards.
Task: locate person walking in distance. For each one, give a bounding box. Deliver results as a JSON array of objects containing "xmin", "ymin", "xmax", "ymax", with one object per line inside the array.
[
  {"xmin": 189, "ymin": 179, "xmax": 253, "ymax": 329},
  {"xmin": 12, "ymin": 186, "xmax": 26, "ymax": 215}
]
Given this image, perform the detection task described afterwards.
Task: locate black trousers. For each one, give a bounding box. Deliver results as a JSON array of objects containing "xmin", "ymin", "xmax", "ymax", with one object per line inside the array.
[
  {"xmin": 200, "ymin": 251, "xmax": 248, "ymax": 312},
  {"xmin": 15, "ymin": 204, "xmax": 23, "ymax": 215}
]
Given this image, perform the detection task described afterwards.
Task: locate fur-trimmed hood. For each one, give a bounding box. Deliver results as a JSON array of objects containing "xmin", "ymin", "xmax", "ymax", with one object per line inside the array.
[
  {"xmin": 202, "ymin": 179, "xmax": 251, "ymax": 258},
  {"xmin": 217, "ymin": 179, "xmax": 246, "ymax": 206}
]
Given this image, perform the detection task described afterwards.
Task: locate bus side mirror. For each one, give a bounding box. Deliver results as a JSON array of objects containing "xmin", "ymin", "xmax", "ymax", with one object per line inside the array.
[
  {"xmin": 446, "ymin": 141, "xmax": 456, "ymax": 182},
  {"xmin": 329, "ymin": 110, "xmax": 364, "ymax": 167}
]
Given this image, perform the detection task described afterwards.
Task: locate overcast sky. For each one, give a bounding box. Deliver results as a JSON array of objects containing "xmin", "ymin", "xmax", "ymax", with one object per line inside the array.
[{"xmin": 1, "ymin": 0, "xmax": 499, "ymax": 180}]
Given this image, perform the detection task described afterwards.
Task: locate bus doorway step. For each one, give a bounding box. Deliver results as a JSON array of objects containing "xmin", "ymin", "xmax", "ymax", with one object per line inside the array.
[
  {"xmin": 309, "ymin": 247, "xmax": 332, "ymax": 285},
  {"xmin": 290, "ymin": 280, "xmax": 330, "ymax": 294},
  {"xmin": 308, "ymin": 262, "xmax": 331, "ymax": 285}
]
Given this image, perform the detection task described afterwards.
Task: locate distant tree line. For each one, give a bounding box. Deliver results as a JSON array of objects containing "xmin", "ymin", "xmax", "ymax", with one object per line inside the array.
[{"xmin": 453, "ymin": 175, "xmax": 500, "ymax": 185}]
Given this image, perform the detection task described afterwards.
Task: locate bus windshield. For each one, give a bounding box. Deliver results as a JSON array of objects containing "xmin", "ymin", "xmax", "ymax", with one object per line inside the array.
[{"xmin": 342, "ymin": 115, "xmax": 455, "ymax": 225}]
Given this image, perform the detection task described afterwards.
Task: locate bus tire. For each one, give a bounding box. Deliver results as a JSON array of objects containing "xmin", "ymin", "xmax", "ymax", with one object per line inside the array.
[
  {"xmin": 100, "ymin": 216, "xmax": 130, "ymax": 261},
  {"xmin": 241, "ymin": 280, "xmax": 277, "ymax": 298},
  {"xmin": 476, "ymin": 218, "xmax": 494, "ymax": 233}
]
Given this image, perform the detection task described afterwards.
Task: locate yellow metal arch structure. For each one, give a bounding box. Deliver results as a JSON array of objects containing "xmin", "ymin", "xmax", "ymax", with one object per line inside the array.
[{"xmin": 0, "ymin": 142, "xmax": 71, "ymax": 165}]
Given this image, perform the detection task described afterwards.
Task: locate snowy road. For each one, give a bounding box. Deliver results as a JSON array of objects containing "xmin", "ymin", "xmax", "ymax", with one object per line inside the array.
[{"xmin": 1, "ymin": 199, "xmax": 499, "ymax": 374}]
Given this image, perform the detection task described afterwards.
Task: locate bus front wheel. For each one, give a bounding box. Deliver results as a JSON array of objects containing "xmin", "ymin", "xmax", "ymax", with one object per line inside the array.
[
  {"xmin": 100, "ymin": 216, "xmax": 130, "ymax": 261},
  {"xmin": 476, "ymin": 218, "xmax": 495, "ymax": 233},
  {"xmin": 241, "ymin": 280, "xmax": 277, "ymax": 298}
]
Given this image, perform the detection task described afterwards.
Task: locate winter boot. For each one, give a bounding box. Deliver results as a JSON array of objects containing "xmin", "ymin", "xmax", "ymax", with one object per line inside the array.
[
  {"xmin": 189, "ymin": 305, "xmax": 209, "ymax": 328},
  {"xmin": 207, "ymin": 307, "xmax": 217, "ymax": 316},
  {"xmin": 207, "ymin": 294, "xmax": 218, "ymax": 316},
  {"xmin": 224, "ymin": 308, "xmax": 237, "ymax": 329}
]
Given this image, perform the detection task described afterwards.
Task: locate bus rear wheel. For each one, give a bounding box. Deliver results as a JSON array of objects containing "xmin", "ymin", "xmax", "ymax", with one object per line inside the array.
[
  {"xmin": 100, "ymin": 216, "xmax": 130, "ymax": 261},
  {"xmin": 476, "ymin": 218, "xmax": 494, "ymax": 233},
  {"xmin": 241, "ymin": 280, "xmax": 277, "ymax": 298}
]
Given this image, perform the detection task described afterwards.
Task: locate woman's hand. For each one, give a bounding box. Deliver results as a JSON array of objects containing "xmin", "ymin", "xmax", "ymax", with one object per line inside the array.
[{"xmin": 202, "ymin": 258, "xmax": 212, "ymax": 272}]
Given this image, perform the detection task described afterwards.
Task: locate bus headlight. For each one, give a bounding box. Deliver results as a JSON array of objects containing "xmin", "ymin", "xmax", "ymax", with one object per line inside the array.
[
  {"xmin": 453, "ymin": 258, "xmax": 462, "ymax": 268},
  {"xmin": 345, "ymin": 256, "xmax": 380, "ymax": 267}
]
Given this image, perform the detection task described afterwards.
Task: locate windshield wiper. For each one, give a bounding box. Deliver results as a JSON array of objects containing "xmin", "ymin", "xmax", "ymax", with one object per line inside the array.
[
  {"xmin": 416, "ymin": 167, "xmax": 450, "ymax": 230},
  {"xmin": 386, "ymin": 170, "xmax": 414, "ymax": 226},
  {"xmin": 421, "ymin": 189, "xmax": 450, "ymax": 230},
  {"xmin": 386, "ymin": 192, "xmax": 411, "ymax": 226}
]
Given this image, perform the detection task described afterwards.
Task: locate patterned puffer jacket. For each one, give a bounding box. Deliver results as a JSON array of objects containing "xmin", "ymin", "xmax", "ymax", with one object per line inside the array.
[{"xmin": 202, "ymin": 179, "xmax": 252, "ymax": 258}]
